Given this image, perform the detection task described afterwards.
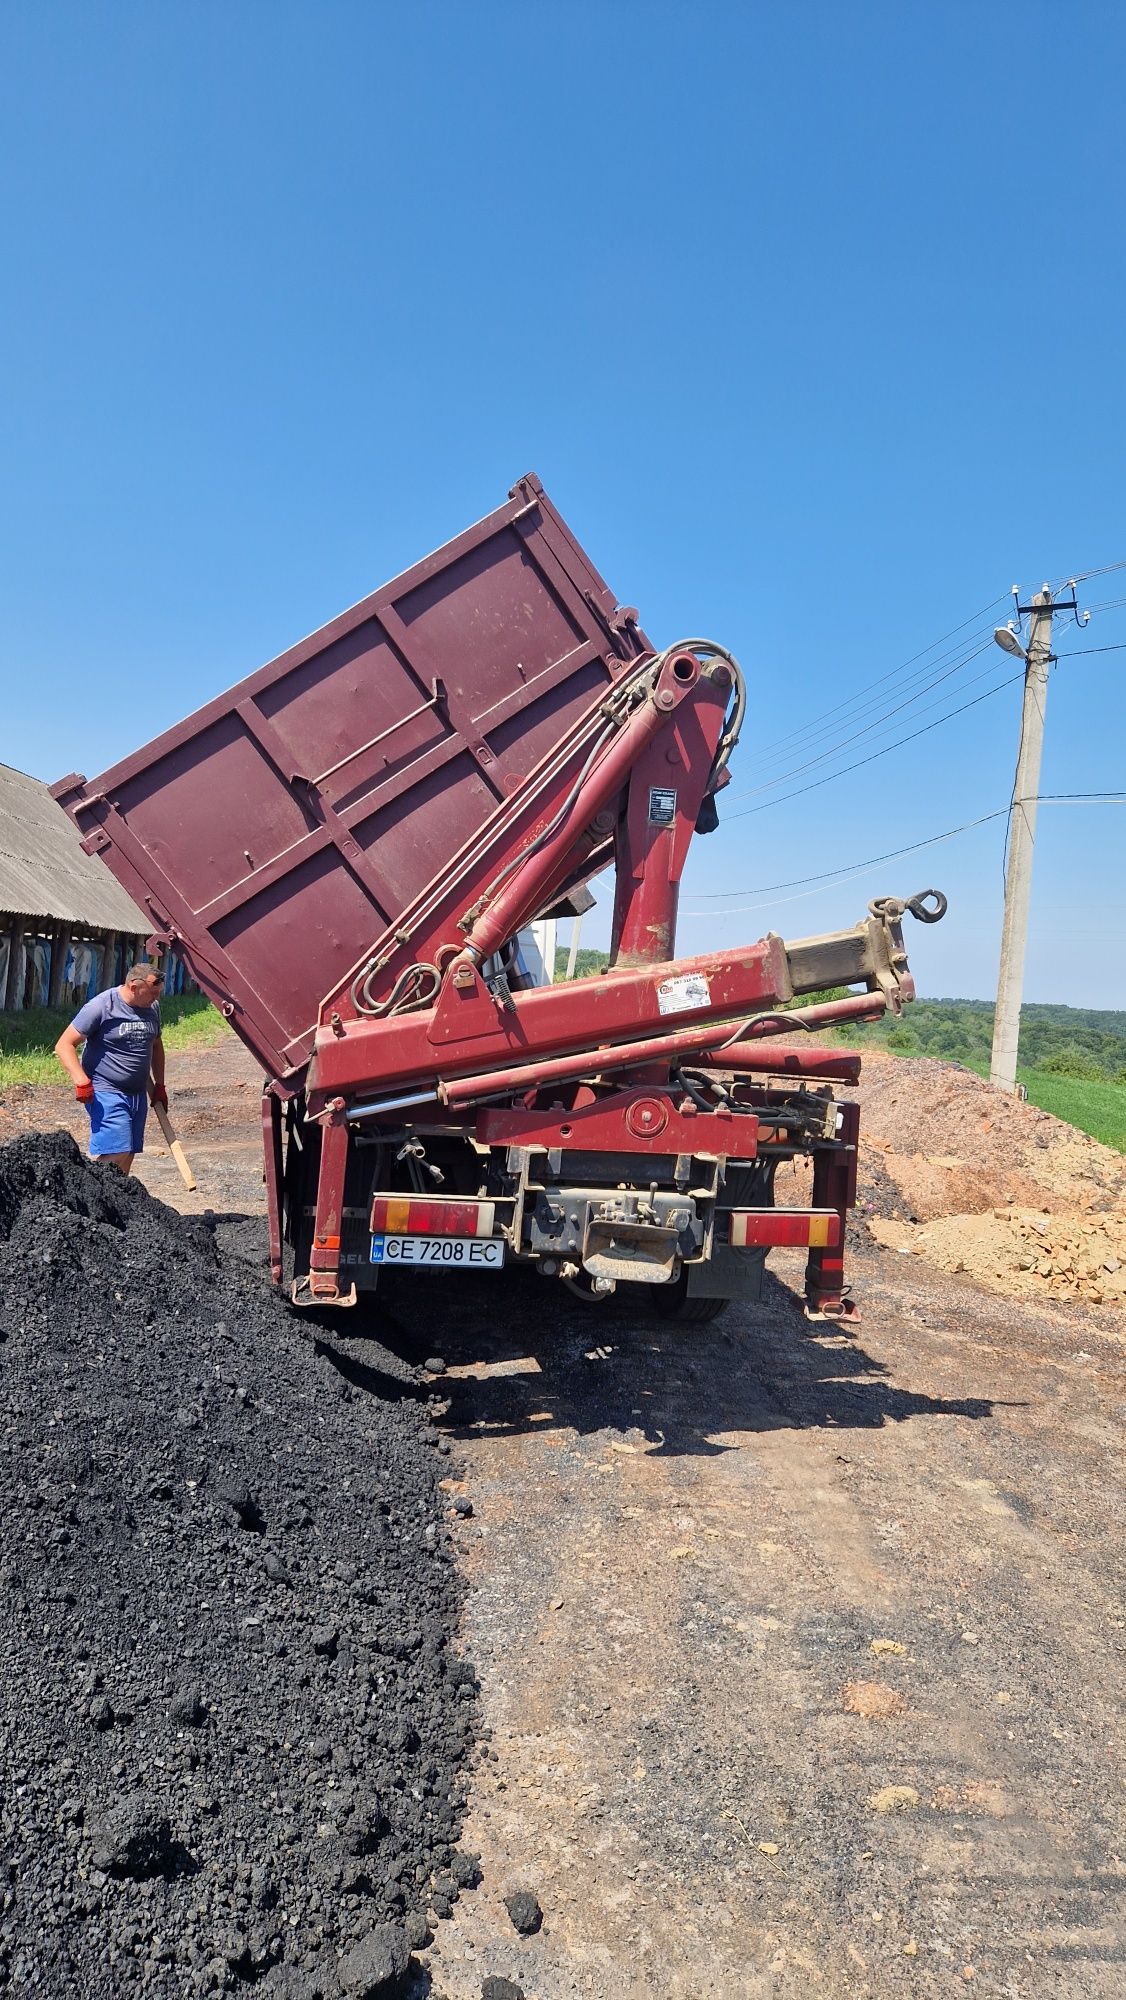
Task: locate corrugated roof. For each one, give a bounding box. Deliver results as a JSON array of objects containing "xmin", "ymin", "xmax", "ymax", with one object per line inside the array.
[{"xmin": 0, "ymin": 763, "xmax": 147, "ymax": 932}]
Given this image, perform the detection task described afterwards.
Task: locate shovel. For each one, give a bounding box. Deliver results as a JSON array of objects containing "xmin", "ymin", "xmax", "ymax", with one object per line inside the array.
[{"xmin": 149, "ymin": 1095, "xmax": 197, "ymax": 1191}]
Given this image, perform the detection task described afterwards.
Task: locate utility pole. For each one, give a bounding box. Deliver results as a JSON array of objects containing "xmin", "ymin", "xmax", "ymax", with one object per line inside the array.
[{"xmin": 989, "ymin": 585, "xmax": 1055, "ymax": 1091}]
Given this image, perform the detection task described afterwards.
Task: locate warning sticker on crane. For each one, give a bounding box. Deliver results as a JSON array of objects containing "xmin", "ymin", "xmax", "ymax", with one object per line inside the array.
[
  {"xmin": 648, "ymin": 786, "xmax": 678, "ymax": 825},
  {"xmin": 656, "ymin": 971, "xmax": 711, "ymax": 1016}
]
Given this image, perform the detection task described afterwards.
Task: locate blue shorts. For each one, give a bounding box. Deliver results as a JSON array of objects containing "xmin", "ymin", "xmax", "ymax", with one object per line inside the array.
[{"xmin": 86, "ymin": 1088, "xmax": 149, "ymax": 1158}]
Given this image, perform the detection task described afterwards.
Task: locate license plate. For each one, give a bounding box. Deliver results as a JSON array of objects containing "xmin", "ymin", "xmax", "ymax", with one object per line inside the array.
[{"xmin": 370, "ymin": 1234, "xmax": 506, "ymax": 1270}]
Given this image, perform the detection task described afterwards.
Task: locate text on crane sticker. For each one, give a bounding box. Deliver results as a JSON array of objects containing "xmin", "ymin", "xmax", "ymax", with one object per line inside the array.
[{"xmin": 656, "ymin": 972, "xmax": 711, "ymax": 1016}]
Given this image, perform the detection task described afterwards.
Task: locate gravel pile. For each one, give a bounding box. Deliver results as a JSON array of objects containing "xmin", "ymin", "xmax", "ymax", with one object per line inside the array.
[
  {"xmin": 870, "ymin": 1201, "xmax": 1126, "ymax": 1311},
  {"xmin": 853, "ymin": 1051, "xmax": 1125, "ymax": 1221},
  {"xmin": 0, "ymin": 1132, "xmax": 476, "ymax": 1997}
]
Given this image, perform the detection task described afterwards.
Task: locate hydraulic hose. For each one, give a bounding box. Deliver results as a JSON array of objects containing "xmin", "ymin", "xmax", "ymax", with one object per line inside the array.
[
  {"xmin": 348, "ymin": 641, "xmax": 745, "ymax": 1014},
  {"xmin": 647, "ymin": 638, "xmax": 747, "ymax": 796}
]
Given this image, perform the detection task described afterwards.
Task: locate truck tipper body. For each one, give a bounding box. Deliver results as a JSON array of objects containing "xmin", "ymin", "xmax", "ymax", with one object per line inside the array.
[{"xmin": 54, "ymin": 475, "xmax": 945, "ymax": 1320}]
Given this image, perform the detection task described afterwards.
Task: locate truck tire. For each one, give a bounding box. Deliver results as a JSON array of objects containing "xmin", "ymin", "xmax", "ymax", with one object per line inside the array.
[{"xmin": 647, "ymin": 1275, "xmax": 729, "ymax": 1324}]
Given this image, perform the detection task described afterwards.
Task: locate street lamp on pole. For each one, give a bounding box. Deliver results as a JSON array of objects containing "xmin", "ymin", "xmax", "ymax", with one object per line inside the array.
[{"xmin": 992, "ymin": 623, "xmax": 1028, "ymax": 659}]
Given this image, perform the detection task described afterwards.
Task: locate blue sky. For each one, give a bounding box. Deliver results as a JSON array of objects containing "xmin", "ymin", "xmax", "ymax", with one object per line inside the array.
[{"xmin": 2, "ymin": 2, "xmax": 1123, "ymax": 1005}]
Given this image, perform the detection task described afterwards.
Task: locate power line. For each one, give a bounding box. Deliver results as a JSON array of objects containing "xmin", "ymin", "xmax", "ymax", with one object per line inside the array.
[
  {"xmin": 673, "ymin": 574, "xmax": 1122, "ymax": 882},
  {"xmin": 687, "ymin": 808, "xmax": 1010, "ymax": 900},
  {"xmin": 731, "ymin": 577, "xmax": 1124, "ymax": 797},
  {"xmin": 681, "ymin": 794, "xmax": 1125, "ymax": 917},
  {"xmin": 723, "ymin": 669, "xmax": 1025, "ymax": 820},
  {"xmin": 723, "ymin": 638, "xmax": 997, "ymax": 804},
  {"xmin": 1054, "ymin": 559, "xmax": 1126, "ymax": 587},
  {"xmin": 750, "ymin": 593, "xmax": 1010, "ymax": 763},
  {"xmin": 738, "ymin": 577, "xmax": 1123, "ymax": 781},
  {"xmin": 742, "ymin": 629, "xmax": 997, "ymax": 774}
]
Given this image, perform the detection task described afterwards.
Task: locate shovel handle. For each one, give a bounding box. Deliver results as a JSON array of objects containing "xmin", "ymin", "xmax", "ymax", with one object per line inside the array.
[{"xmin": 150, "ymin": 1098, "xmax": 197, "ymax": 1191}]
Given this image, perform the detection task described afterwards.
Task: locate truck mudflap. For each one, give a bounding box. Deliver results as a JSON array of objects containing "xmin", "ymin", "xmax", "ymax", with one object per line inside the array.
[{"xmin": 802, "ymin": 1100, "xmax": 862, "ymax": 1326}]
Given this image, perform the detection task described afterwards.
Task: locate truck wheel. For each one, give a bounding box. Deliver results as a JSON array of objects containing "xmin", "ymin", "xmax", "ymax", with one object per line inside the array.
[{"xmin": 647, "ymin": 1276, "xmax": 729, "ymax": 1324}]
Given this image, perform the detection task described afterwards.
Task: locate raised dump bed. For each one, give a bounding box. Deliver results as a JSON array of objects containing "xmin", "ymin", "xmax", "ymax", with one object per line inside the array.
[{"xmin": 53, "ymin": 474, "xmax": 648, "ymax": 1079}]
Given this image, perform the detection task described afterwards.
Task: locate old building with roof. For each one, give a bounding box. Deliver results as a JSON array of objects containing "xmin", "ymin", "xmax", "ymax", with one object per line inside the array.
[{"xmin": 0, "ymin": 762, "xmax": 164, "ymax": 1011}]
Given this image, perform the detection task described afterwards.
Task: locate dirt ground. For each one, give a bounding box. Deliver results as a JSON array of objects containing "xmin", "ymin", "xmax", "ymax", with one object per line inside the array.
[{"xmin": 4, "ymin": 1037, "xmax": 1124, "ymax": 1998}]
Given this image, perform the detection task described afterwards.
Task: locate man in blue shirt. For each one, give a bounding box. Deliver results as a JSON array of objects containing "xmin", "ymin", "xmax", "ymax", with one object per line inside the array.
[{"xmin": 54, "ymin": 962, "xmax": 167, "ymax": 1174}]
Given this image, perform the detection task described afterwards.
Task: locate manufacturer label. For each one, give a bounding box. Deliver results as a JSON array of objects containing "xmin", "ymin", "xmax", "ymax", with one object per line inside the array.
[
  {"xmin": 648, "ymin": 786, "xmax": 678, "ymax": 826},
  {"xmin": 656, "ymin": 972, "xmax": 711, "ymax": 1016}
]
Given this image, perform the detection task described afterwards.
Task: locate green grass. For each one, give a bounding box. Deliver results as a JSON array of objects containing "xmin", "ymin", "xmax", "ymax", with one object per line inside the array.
[
  {"xmin": 1014, "ymin": 1068, "xmax": 1126, "ymax": 1153},
  {"xmin": 0, "ymin": 995, "xmax": 228, "ymax": 1087},
  {"xmin": 829, "ymin": 994, "xmax": 1126, "ymax": 1153},
  {"xmin": 913, "ymin": 1051, "xmax": 1126, "ymax": 1154}
]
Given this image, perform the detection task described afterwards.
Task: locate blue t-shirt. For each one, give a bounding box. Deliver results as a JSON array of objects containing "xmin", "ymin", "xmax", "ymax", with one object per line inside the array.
[{"xmin": 71, "ymin": 988, "xmax": 162, "ymax": 1094}]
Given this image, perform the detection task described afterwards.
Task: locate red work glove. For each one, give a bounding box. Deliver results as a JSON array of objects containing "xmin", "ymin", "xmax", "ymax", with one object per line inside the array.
[
  {"xmin": 75, "ymin": 1080, "xmax": 95, "ymax": 1103},
  {"xmin": 151, "ymin": 1086, "xmax": 168, "ymax": 1110}
]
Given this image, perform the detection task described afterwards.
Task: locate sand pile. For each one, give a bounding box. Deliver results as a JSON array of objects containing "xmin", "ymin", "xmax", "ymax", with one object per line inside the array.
[
  {"xmin": 847, "ymin": 1054, "xmax": 1125, "ymax": 1318},
  {"xmin": 853, "ymin": 1053, "xmax": 1124, "ymax": 1222},
  {"xmin": 870, "ymin": 1203, "xmax": 1126, "ymax": 1313}
]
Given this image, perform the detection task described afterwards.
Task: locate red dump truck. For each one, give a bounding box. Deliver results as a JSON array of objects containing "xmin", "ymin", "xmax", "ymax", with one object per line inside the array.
[{"xmin": 54, "ymin": 476, "xmax": 944, "ymax": 1321}]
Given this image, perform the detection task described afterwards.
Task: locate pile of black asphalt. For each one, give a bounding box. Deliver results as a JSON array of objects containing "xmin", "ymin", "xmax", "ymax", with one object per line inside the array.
[{"xmin": 0, "ymin": 1132, "xmax": 477, "ymax": 1998}]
